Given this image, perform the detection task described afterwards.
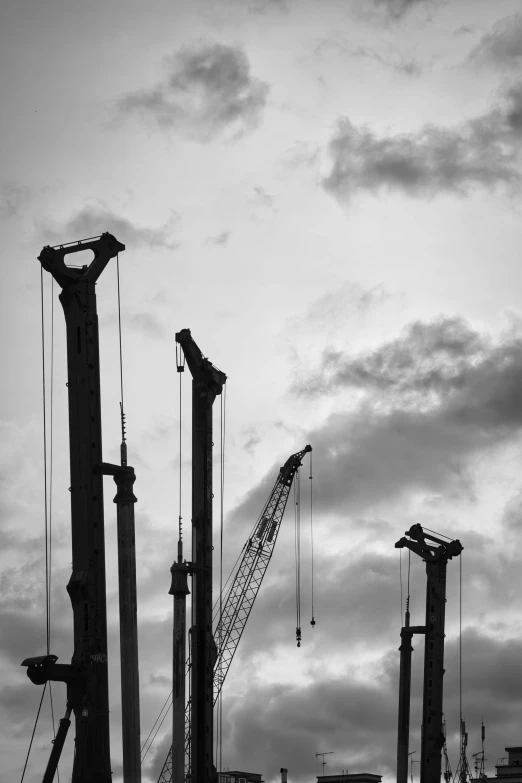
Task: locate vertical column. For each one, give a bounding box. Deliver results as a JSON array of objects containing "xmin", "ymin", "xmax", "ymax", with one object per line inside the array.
[
  {"xmin": 60, "ymin": 280, "xmax": 112, "ymax": 783},
  {"xmin": 190, "ymin": 379, "xmax": 215, "ymax": 783},
  {"xmin": 113, "ymin": 466, "xmax": 141, "ymax": 783},
  {"xmin": 397, "ymin": 611, "xmax": 413, "ymax": 783},
  {"xmin": 170, "ymin": 545, "xmax": 190, "ymax": 783},
  {"xmin": 421, "ymin": 559, "xmax": 447, "ymax": 783}
]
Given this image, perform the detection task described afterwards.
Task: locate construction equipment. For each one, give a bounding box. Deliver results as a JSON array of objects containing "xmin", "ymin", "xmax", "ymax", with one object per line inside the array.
[
  {"xmin": 23, "ymin": 234, "xmax": 131, "ymax": 782},
  {"xmin": 395, "ymin": 525, "xmax": 463, "ymax": 783},
  {"xmin": 174, "ymin": 328, "xmax": 226, "ymax": 783},
  {"xmin": 158, "ymin": 444, "xmax": 312, "ymax": 783}
]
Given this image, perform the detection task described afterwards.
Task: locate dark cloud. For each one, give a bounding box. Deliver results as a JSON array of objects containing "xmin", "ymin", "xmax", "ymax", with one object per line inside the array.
[
  {"xmin": 39, "ymin": 204, "xmax": 179, "ymax": 250},
  {"xmin": 323, "ymin": 86, "xmax": 522, "ymax": 200},
  {"xmin": 117, "ymin": 43, "xmax": 269, "ymax": 142},
  {"xmin": 206, "ymin": 626, "xmax": 522, "ymax": 782},
  {"xmin": 224, "ymin": 674, "xmax": 398, "ymax": 779},
  {"xmin": 229, "ymin": 317, "xmax": 522, "ymax": 526},
  {"xmin": 468, "ymin": 14, "xmax": 522, "ymax": 69},
  {"xmin": 298, "ymin": 316, "xmax": 485, "ymax": 398}
]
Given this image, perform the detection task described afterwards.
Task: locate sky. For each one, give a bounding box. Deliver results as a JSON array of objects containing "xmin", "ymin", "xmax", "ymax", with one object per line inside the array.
[{"xmin": 2, "ymin": 0, "xmax": 522, "ymax": 781}]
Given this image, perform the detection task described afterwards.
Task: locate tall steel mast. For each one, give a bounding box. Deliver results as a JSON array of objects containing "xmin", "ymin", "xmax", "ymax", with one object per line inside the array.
[
  {"xmin": 23, "ymin": 233, "xmax": 124, "ymax": 781},
  {"xmin": 395, "ymin": 524, "xmax": 463, "ymax": 783},
  {"xmin": 176, "ymin": 328, "xmax": 226, "ymax": 783}
]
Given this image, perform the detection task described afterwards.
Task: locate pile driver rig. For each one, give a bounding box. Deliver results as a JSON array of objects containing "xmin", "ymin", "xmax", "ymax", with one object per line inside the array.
[
  {"xmin": 23, "ymin": 234, "xmax": 142, "ymax": 781},
  {"xmin": 159, "ymin": 443, "xmax": 312, "ymax": 783},
  {"xmin": 395, "ymin": 524, "xmax": 463, "ymax": 783}
]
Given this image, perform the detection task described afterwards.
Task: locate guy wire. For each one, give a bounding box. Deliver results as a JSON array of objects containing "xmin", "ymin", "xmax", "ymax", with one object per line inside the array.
[
  {"xmin": 460, "ymin": 552, "xmax": 463, "ymax": 726},
  {"xmin": 179, "ymin": 366, "xmax": 182, "ymax": 546},
  {"xmin": 40, "ymin": 267, "xmax": 50, "ymax": 656},
  {"xmin": 20, "ymin": 682, "xmax": 48, "ymax": 783},
  {"xmin": 400, "ymin": 549, "xmax": 403, "ymax": 621},
  {"xmin": 407, "ymin": 549, "xmax": 411, "ymax": 610},
  {"xmin": 309, "ymin": 449, "xmax": 315, "ymax": 624},
  {"xmin": 40, "ymin": 270, "xmax": 58, "ymax": 765},
  {"xmin": 219, "ymin": 383, "xmax": 226, "ymax": 774},
  {"xmin": 48, "ymin": 277, "xmax": 58, "ymax": 778},
  {"xmin": 116, "ymin": 253, "xmax": 125, "ymax": 442}
]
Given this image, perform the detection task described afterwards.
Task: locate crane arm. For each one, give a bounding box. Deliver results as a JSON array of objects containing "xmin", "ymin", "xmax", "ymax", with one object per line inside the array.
[
  {"xmin": 157, "ymin": 445, "xmax": 311, "ymax": 783},
  {"xmin": 213, "ymin": 444, "xmax": 311, "ymax": 697}
]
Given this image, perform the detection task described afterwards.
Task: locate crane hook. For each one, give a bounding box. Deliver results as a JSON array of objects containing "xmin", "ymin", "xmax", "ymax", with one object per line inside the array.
[{"xmin": 296, "ymin": 626, "xmax": 302, "ymax": 647}]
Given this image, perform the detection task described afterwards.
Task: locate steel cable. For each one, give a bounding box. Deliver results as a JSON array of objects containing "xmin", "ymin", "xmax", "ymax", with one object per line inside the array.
[{"xmin": 20, "ymin": 683, "xmax": 48, "ymax": 781}]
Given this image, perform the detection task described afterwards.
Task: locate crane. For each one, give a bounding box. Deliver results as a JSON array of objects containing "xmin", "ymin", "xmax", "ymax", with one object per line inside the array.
[
  {"xmin": 22, "ymin": 233, "xmax": 135, "ymax": 782},
  {"xmin": 157, "ymin": 444, "xmax": 312, "ymax": 783}
]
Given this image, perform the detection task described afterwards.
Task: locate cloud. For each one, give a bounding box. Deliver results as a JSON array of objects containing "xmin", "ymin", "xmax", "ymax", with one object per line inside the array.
[
  {"xmin": 371, "ymin": 0, "xmax": 436, "ymax": 21},
  {"xmin": 323, "ymin": 85, "xmax": 522, "ymax": 200},
  {"xmin": 117, "ymin": 43, "xmax": 269, "ymax": 142},
  {"xmin": 298, "ymin": 316, "xmax": 485, "ymax": 398},
  {"xmin": 38, "ymin": 204, "xmax": 179, "ymax": 250},
  {"xmin": 289, "ymin": 281, "xmax": 390, "ymax": 334},
  {"xmin": 208, "ymin": 622, "xmax": 522, "ymax": 782},
  {"xmin": 0, "ymin": 181, "xmax": 31, "ymax": 220},
  {"xmin": 229, "ymin": 317, "xmax": 522, "ymax": 528},
  {"xmin": 206, "ymin": 230, "xmax": 231, "ymax": 247},
  {"xmin": 468, "ymin": 13, "xmax": 522, "ymax": 69},
  {"xmin": 224, "ymin": 673, "xmax": 398, "ymax": 779},
  {"xmin": 351, "ymin": 45, "xmax": 423, "ymax": 76}
]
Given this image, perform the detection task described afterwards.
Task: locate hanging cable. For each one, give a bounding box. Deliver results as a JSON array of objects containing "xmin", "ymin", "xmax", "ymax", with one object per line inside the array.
[
  {"xmin": 219, "ymin": 383, "xmax": 226, "ymax": 774},
  {"xmin": 406, "ymin": 549, "xmax": 411, "ymax": 612},
  {"xmin": 309, "ymin": 449, "xmax": 315, "ymax": 627},
  {"xmin": 176, "ymin": 342, "xmax": 185, "ymax": 560},
  {"xmin": 459, "ymin": 552, "xmax": 463, "ymax": 726},
  {"xmin": 294, "ymin": 468, "xmax": 301, "ymax": 647},
  {"xmin": 140, "ymin": 690, "xmax": 173, "ymax": 759},
  {"xmin": 48, "ymin": 278, "xmax": 58, "ymax": 781},
  {"xmin": 116, "ymin": 253, "xmax": 127, "ymax": 466},
  {"xmin": 40, "ymin": 268, "xmax": 50, "ymax": 656},
  {"xmin": 399, "ymin": 549, "xmax": 403, "ymax": 621},
  {"xmin": 40, "ymin": 270, "xmax": 58, "ymax": 773},
  {"xmin": 20, "ymin": 682, "xmax": 48, "ymax": 782},
  {"xmin": 141, "ymin": 693, "xmax": 173, "ymax": 762},
  {"xmin": 215, "ymin": 385, "xmax": 226, "ymax": 772}
]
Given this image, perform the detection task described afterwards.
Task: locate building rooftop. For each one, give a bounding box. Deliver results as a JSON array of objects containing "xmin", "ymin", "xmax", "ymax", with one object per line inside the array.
[{"xmin": 317, "ymin": 775, "xmax": 382, "ymax": 783}]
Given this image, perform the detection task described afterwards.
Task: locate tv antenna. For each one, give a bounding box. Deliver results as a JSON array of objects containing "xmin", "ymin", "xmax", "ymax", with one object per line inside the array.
[{"xmin": 316, "ymin": 752, "xmax": 334, "ymax": 775}]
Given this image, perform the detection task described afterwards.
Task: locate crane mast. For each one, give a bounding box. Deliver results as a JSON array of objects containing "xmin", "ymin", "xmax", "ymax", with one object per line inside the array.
[
  {"xmin": 175, "ymin": 328, "xmax": 226, "ymax": 783},
  {"xmin": 158, "ymin": 444, "xmax": 312, "ymax": 783},
  {"xmin": 395, "ymin": 524, "xmax": 463, "ymax": 783},
  {"xmin": 23, "ymin": 234, "xmax": 125, "ymax": 781}
]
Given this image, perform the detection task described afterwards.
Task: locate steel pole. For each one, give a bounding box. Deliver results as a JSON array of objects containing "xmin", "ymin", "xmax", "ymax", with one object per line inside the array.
[
  {"xmin": 114, "ymin": 465, "xmax": 141, "ymax": 783},
  {"xmin": 397, "ymin": 612, "xmax": 413, "ymax": 783},
  {"xmin": 190, "ymin": 378, "xmax": 215, "ymax": 783},
  {"xmin": 420, "ymin": 559, "xmax": 447, "ymax": 783},
  {"xmin": 170, "ymin": 552, "xmax": 190, "ymax": 783}
]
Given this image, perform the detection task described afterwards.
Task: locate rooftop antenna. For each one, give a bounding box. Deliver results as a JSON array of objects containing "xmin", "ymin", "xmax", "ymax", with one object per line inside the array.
[{"xmin": 316, "ymin": 751, "xmax": 334, "ymax": 776}]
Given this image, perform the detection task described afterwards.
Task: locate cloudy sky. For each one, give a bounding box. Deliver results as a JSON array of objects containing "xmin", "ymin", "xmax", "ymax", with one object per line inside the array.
[{"xmin": 3, "ymin": 0, "xmax": 522, "ymax": 781}]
